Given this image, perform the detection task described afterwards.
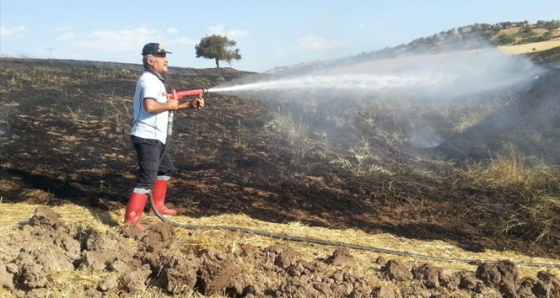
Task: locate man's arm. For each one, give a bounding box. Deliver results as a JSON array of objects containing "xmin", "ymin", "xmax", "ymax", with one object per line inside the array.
[
  {"xmin": 144, "ymin": 97, "xmax": 204, "ymax": 113},
  {"xmin": 144, "ymin": 98, "xmax": 178, "ymax": 113}
]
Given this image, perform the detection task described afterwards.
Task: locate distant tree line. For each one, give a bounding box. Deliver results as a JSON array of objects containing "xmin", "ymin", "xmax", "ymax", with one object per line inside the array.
[{"xmin": 343, "ymin": 20, "xmax": 560, "ymax": 64}]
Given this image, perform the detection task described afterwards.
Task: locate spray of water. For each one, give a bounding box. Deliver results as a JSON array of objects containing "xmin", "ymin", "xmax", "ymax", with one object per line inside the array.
[
  {"xmin": 205, "ymin": 47, "xmax": 544, "ymax": 149},
  {"xmin": 209, "ymin": 73, "xmax": 450, "ymax": 94},
  {"xmin": 208, "ymin": 48, "xmax": 543, "ymax": 98}
]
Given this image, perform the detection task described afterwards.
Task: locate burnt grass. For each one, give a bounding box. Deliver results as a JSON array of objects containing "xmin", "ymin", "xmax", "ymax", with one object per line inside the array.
[{"xmin": 1, "ymin": 56, "xmax": 560, "ymax": 297}]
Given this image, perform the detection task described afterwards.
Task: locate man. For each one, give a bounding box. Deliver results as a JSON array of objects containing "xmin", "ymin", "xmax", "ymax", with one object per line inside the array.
[{"xmin": 125, "ymin": 42, "xmax": 204, "ymax": 231}]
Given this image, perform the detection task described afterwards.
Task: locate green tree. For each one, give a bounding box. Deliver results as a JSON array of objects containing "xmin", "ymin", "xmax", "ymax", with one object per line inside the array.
[
  {"xmin": 195, "ymin": 35, "xmax": 242, "ymax": 68},
  {"xmin": 494, "ymin": 34, "xmax": 516, "ymax": 45}
]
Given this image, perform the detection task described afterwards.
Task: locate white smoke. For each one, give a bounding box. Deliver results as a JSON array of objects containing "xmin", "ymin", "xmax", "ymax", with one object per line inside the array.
[{"xmin": 209, "ymin": 45, "xmax": 544, "ymax": 150}]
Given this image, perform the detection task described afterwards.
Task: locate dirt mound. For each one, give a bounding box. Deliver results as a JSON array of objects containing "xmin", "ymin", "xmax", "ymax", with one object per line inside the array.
[{"xmin": 1, "ymin": 207, "xmax": 559, "ymax": 297}]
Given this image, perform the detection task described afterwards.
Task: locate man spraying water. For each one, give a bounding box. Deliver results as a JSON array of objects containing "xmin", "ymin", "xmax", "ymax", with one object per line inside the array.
[{"xmin": 124, "ymin": 42, "xmax": 205, "ymax": 231}]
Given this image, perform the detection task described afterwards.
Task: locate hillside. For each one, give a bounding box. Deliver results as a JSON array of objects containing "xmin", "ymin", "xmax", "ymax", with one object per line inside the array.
[
  {"xmin": 268, "ymin": 20, "xmax": 560, "ymax": 75},
  {"xmin": 1, "ymin": 26, "xmax": 560, "ymax": 297}
]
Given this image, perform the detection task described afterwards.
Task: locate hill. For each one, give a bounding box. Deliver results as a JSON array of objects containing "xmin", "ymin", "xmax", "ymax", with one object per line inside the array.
[
  {"xmin": 268, "ymin": 20, "xmax": 560, "ymax": 75},
  {"xmin": 1, "ymin": 22, "xmax": 560, "ymax": 297}
]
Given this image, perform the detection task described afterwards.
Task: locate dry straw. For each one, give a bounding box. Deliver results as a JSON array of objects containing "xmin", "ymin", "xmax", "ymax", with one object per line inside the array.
[
  {"xmin": 3, "ymin": 203, "xmax": 560, "ymax": 272},
  {"xmin": 1, "ymin": 202, "xmax": 559, "ymax": 297}
]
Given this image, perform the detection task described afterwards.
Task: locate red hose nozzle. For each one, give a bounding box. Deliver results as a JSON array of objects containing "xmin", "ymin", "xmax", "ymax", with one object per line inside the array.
[{"xmin": 168, "ymin": 89, "xmax": 207, "ymax": 101}]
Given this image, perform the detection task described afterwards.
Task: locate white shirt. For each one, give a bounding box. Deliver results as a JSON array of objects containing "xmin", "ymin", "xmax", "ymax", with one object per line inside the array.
[{"xmin": 130, "ymin": 71, "xmax": 169, "ymax": 144}]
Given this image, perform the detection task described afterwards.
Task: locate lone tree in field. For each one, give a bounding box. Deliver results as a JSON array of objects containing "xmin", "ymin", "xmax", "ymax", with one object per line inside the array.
[{"xmin": 195, "ymin": 34, "xmax": 242, "ymax": 68}]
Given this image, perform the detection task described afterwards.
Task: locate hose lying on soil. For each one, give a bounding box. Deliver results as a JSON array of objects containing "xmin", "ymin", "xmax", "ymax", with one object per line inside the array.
[{"xmin": 148, "ymin": 193, "xmax": 560, "ymax": 269}]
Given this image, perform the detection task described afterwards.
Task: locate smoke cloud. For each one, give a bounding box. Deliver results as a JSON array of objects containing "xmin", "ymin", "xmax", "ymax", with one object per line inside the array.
[{"xmin": 210, "ymin": 45, "xmax": 544, "ymax": 150}]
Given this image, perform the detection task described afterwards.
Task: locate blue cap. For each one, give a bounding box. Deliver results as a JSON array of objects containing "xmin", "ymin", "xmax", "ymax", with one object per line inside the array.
[{"xmin": 141, "ymin": 43, "xmax": 172, "ymax": 56}]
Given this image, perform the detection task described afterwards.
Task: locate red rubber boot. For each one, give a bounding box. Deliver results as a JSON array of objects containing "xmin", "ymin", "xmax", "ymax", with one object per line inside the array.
[
  {"xmin": 150, "ymin": 179, "xmax": 177, "ymax": 216},
  {"xmin": 124, "ymin": 192, "xmax": 148, "ymax": 231}
]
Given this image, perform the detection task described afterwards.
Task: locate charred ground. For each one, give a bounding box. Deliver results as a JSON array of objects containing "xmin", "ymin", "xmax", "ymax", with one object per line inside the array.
[
  {"xmin": 0, "ymin": 52, "xmax": 560, "ymax": 297},
  {"xmin": 1, "ymin": 57, "xmax": 559, "ymax": 255}
]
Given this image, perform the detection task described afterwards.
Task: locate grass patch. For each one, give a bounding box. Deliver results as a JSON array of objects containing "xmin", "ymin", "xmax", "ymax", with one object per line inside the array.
[
  {"xmin": 465, "ymin": 145, "xmax": 560, "ymax": 242},
  {"xmin": 498, "ymin": 38, "xmax": 560, "ymax": 54}
]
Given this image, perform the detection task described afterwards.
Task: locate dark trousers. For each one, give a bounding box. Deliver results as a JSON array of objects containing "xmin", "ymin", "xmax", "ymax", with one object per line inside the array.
[{"xmin": 131, "ymin": 135, "xmax": 174, "ymax": 190}]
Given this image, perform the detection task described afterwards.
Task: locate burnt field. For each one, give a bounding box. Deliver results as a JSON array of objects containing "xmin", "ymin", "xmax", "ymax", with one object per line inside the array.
[{"xmin": 0, "ymin": 55, "xmax": 560, "ymax": 297}]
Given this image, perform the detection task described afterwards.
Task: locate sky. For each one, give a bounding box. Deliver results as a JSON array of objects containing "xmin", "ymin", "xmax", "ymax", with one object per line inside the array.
[{"xmin": 1, "ymin": 0, "xmax": 559, "ymax": 73}]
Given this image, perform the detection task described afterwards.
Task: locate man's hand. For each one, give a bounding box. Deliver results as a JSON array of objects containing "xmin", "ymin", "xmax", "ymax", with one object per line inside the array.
[
  {"xmin": 190, "ymin": 97, "xmax": 204, "ymax": 109},
  {"xmin": 166, "ymin": 99, "xmax": 179, "ymax": 111},
  {"xmin": 177, "ymin": 97, "xmax": 204, "ymax": 110}
]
